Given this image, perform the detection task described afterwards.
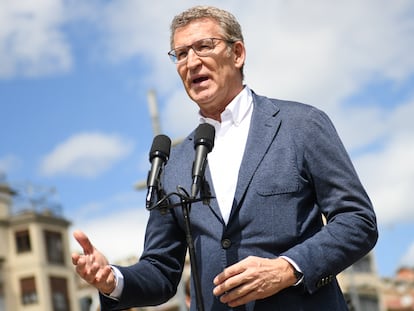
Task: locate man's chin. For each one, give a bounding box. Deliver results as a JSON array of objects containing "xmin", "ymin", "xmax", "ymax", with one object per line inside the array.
[{"xmin": 189, "ymin": 89, "xmax": 213, "ymax": 105}]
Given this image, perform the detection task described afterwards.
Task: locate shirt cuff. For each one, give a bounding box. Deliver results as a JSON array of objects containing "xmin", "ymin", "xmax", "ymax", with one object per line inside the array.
[
  {"xmin": 104, "ymin": 266, "xmax": 124, "ymax": 299},
  {"xmin": 280, "ymin": 256, "xmax": 304, "ymax": 286}
]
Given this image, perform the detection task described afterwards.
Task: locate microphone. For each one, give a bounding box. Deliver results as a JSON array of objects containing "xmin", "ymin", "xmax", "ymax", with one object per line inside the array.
[
  {"xmin": 146, "ymin": 134, "xmax": 171, "ymax": 209},
  {"xmin": 191, "ymin": 123, "xmax": 215, "ymax": 199}
]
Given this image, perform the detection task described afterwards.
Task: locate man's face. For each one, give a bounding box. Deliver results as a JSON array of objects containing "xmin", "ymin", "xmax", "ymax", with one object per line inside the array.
[{"xmin": 173, "ymin": 18, "xmax": 245, "ymax": 120}]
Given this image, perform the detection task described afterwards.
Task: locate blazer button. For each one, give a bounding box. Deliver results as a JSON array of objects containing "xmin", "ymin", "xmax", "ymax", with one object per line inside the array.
[{"xmin": 221, "ymin": 238, "xmax": 232, "ymax": 249}]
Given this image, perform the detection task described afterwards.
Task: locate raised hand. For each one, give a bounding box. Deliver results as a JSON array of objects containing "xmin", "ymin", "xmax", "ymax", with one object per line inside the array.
[{"xmin": 71, "ymin": 230, "xmax": 116, "ymax": 294}]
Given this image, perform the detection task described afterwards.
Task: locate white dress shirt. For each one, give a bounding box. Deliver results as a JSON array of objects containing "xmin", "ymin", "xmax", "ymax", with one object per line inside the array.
[{"xmin": 200, "ymin": 86, "xmax": 253, "ymax": 224}]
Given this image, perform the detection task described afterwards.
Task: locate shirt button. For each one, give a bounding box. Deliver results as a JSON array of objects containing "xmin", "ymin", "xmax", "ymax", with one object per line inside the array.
[{"xmin": 221, "ymin": 238, "xmax": 232, "ymax": 249}]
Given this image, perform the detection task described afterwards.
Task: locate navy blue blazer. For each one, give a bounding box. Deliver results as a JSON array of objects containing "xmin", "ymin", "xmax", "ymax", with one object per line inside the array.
[{"xmin": 101, "ymin": 92, "xmax": 378, "ymax": 310}]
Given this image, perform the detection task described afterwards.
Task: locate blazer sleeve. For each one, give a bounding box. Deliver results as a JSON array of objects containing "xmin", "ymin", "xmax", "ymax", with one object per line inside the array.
[
  {"xmin": 280, "ymin": 106, "xmax": 378, "ymax": 294},
  {"xmin": 99, "ymin": 207, "xmax": 187, "ymax": 310}
]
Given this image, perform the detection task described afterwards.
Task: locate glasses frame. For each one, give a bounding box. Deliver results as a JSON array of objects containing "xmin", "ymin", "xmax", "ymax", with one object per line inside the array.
[{"xmin": 168, "ymin": 37, "xmax": 234, "ymax": 64}]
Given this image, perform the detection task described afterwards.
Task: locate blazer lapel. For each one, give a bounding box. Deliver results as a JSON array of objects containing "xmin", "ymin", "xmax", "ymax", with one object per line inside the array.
[{"xmin": 228, "ymin": 93, "xmax": 281, "ymax": 222}]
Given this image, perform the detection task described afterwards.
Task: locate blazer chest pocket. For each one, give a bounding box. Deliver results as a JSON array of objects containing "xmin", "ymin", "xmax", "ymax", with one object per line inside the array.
[{"xmin": 255, "ymin": 147, "xmax": 300, "ymax": 196}]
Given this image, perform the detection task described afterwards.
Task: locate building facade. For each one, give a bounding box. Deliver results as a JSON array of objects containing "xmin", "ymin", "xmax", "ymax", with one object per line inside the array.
[
  {"xmin": 0, "ymin": 180, "xmax": 80, "ymax": 311},
  {"xmin": 338, "ymin": 252, "xmax": 386, "ymax": 311},
  {"xmin": 382, "ymin": 267, "xmax": 414, "ymax": 311}
]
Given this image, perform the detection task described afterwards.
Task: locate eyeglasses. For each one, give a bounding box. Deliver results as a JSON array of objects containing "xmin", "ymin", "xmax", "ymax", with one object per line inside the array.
[{"xmin": 168, "ymin": 38, "xmax": 233, "ymax": 64}]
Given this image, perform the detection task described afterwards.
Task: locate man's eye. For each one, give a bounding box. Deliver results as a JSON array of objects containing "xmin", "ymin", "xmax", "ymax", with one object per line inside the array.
[
  {"xmin": 176, "ymin": 50, "xmax": 188, "ymax": 60},
  {"xmin": 196, "ymin": 43, "xmax": 213, "ymax": 52}
]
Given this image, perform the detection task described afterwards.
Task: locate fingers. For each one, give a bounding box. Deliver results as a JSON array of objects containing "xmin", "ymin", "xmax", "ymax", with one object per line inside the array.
[
  {"xmin": 96, "ymin": 266, "xmax": 116, "ymax": 293},
  {"xmin": 83, "ymin": 264, "xmax": 115, "ymax": 294},
  {"xmin": 213, "ymin": 260, "xmax": 245, "ymax": 287},
  {"xmin": 74, "ymin": 255, "xmax": 103, "ymax": 283},
  {"xmin": 213, "ymin": 257, "xmax": 253, "ymax": 296},
  {"xmin": 218, "ymin": 285, "xmax": 257, "ymax": 308},
  {"xmin": 78, "ymin": 260, "xmax": 100, "ymax": 284},
  {"xmin": 213, "ymin": 267, "xmax": 245, "ymax": 297},
  {"xmin": 96, "ymin": 265, "xmax": 113, "ymax": 283},
  {"xmin": 214, "ymin": 271, "xmax": 259, "ymax": 307},
  {"xmin": 213, "ymin": 256, "xmax": 289, "ymax": 307},
  {"xmin": 71, "ymin": 230, "xmax": 115, "ymax": 293},
  {"xmin": 71, "ymin": 252, "xmax": 80, "ymax": 265},
  {"xmin": 73, "ymin": 230, "xmax": 94, "ymax": 255}
]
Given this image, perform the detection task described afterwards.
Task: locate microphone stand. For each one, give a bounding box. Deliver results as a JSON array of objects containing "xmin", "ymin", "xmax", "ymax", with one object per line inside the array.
[
  {"xmin": 181, "ymin": 196, "xmax": 204, "ymax": 311},
  {"xmin": 149, "ymin": 185, "xmax": 212, "ymax": 311}
]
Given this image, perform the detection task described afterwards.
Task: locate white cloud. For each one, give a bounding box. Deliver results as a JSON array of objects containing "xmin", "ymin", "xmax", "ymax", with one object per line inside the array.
[
  {"xmin": 358, "ymin": 136, "xmax": 414, "ymax": 226},
  {"xmin": 0, "ymin": 0, "xmax": 72, "ymax": 78},
  {"xmin": 354, "ymin": 98, "xmax": 414, "ymax": 227},
  {"xmin": 69, "ymin": 192, "xmax": 149, "ymax": 262},
  {"xmin": 69, "ymin": 208, "xmax": 148, "ymax": 262},
  {"xmin": 39, "ymin": 132, "xmax": 134, "ymax": 178},
  {"xmin": 333, "ymin": 104, "xmax": 388, "ymax": 152},
  {"xmin": 162, "ymin": 89, "xmax": 199, "ymax": 139},
  {"xmin": 95, "ymin": 0, "xmax": 181, "ymax": 97},
  {"xmin": 241, "ymin": 1, "xmax": 414, "ymax": 104},
  {"xmin": 98, "ymin": 1, "xmax": 170, "ymax": 60}
]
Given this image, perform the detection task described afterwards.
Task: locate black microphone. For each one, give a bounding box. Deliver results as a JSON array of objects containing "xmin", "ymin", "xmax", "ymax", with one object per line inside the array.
[
  {"xmin": 146, "ymin": 134, "xmax": 171, "ymax": 209},
  {"xmin": 191, "ymin": 123, "xmax": 215, "ymax": 199}
]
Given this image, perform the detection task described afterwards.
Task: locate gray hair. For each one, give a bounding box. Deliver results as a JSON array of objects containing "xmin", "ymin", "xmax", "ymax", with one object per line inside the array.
[
  {"xmin": 170, "ymin": 6, "xmax": 245, "ymax": 78},
  {"xmin": 170, "ymin": 6, "xmax": 244, "ymax": 49}
]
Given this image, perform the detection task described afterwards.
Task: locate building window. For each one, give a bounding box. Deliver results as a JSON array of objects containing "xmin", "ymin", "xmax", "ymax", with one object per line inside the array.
[
  {"xmin": 15, "ymin": 229, "xmax": 31, "ymax": 253},
  {"xmin": 44, "ymin": 230, "xmax": 64, "ymax": 264},
  {"xmin": 359, "ymin": 294, "xmax": 380, "ymax": 311},
  {"xmin": 49, "ymin": 277, "xmax": 70, "ymax": 311},
  {"xmin": 79, "ymin": 296, "xmax": 93, "ymax": 311},
  {"xmin": 20, "ymin": 277, "xmax": 38, "ymax": 305}
]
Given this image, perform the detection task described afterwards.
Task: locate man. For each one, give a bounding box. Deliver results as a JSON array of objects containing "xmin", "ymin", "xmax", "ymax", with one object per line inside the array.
[{"xmin": 72, "ymin": 5, "xmax": 378, "ymax": 310}]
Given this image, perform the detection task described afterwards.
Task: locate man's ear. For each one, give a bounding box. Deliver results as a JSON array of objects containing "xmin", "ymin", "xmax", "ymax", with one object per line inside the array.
[{"xmin": 232, "ymin": 41, "xmax": 246, "ymax": 68}]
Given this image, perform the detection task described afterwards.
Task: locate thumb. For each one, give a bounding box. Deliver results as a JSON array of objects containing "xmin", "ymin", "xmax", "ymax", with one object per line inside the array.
[{"xmin": 73, "ymin": 230, "xmax": 95, "ymax": 255}]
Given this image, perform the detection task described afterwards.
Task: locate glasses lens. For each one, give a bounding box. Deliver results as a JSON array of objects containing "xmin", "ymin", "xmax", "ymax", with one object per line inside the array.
[
  {"xmin": 174, "ymin": 47, "xmax": 189, "ymax": 63},
  {"xmin": 168, "ymin": 51, "xmax": 178, "ymax": 63},
  {"xmin": 168, "ymin": 38, "xmax": 223, "ymax": 64},
  {"xmin": 193, "ymin": 38, "xmax": 215, "ymax": 55}
]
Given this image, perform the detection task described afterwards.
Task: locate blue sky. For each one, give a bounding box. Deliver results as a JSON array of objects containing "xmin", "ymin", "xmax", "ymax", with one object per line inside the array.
[{"xmin": 1, "ymin": 0, "xmax": 414, "ymax": 278}]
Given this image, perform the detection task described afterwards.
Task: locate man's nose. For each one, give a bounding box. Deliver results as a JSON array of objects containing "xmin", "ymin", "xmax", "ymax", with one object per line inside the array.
[{"xmin": 186, "ymin": 48, "xmax": 201, "ymax": 68}]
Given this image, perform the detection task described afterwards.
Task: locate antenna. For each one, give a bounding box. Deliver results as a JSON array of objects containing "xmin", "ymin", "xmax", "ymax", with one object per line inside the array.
[
  {"xmin": 147, "ymin": 89, "xmax": 162, "ymax": 136},
  {"xmin": 13, "ymin": 182, "xmax": 62, "ymax": 216},
  {"xmin": 135, "ymin": 90, "xmax": 184, "ymax": 190}
]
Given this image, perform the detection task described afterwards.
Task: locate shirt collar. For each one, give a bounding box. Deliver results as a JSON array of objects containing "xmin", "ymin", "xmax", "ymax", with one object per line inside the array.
[{"xmin": 199, "ymin": 86, "xmax": 253, "ymax": 127}]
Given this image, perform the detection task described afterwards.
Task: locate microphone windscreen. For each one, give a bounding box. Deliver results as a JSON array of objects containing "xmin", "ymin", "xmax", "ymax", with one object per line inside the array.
[
  {"xmin": 149, "ymin": 135, "xmax": 171, "ymax": 162},
  {"xmin": 194, "ymin": 123, "xmax": 215, "ymax": 152}
]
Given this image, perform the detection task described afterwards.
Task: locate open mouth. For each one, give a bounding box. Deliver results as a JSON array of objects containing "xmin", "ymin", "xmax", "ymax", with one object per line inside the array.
[{"xmin": 193, "ymin": 76, "xmax": 208, "ymax": 84}]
